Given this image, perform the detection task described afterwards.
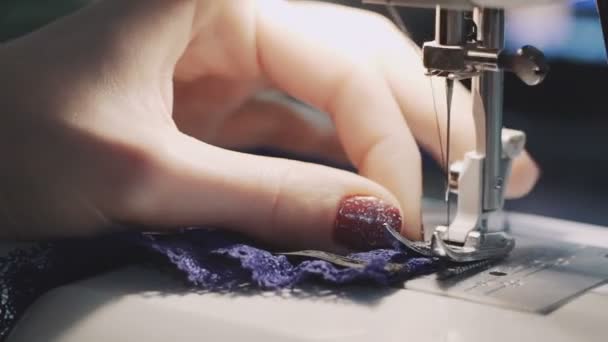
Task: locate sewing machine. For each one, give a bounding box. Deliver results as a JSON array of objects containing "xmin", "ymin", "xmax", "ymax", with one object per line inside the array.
[
  {"xmin": 377, "ymin": 0, "xmax": 602, "ymax": 264},
  {"xmin": 7, "ymin": 1, "xmax": 608, "ymax": 341}
]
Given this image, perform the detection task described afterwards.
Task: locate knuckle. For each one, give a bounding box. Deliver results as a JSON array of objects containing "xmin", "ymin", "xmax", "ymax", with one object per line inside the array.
[{"xmin": 325, "ymin": 65, "xmax": 375, "ymax": 115}]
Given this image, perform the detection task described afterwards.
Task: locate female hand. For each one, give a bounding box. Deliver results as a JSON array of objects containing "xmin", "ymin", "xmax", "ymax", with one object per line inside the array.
[{"xmin": 0, "ymin": 0, "xmax": 539, "ymax": 251}]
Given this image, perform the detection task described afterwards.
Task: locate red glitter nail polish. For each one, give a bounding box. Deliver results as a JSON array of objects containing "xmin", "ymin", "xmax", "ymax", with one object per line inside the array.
[{"xmin": 333, "ymin": 196, "xmax": 403, "ymax": 251}]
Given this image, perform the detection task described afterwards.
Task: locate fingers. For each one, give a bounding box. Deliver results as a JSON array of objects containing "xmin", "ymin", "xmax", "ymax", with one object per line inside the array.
[
  {"xmin": 507, "ymin": 152, "xmax": 540, "ymax": 198},
  {"xmin": 176, "ymin": 89, "xmax": 349, "ymax": 164},
  {"xmin": 115, "ymin": 133, "xmax": 401, "ymax": 252},
  {"xmin": 254, "ymin": 1, "xmax": 424, "ymax": 239}
]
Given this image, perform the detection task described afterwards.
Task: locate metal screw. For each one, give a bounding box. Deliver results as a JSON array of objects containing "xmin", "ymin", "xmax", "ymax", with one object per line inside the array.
[{"xmin": 495, "ymin": 177, "xmax": 504, "ymax": 189}]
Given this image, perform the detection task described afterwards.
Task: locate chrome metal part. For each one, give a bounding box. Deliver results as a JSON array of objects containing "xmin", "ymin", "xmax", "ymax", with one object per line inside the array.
[
  {"xmin": 436, "ymin": 8, "xmax": 466, "ymax": 45},
  {"xmin": 431, "ymin": 229, "xmax": 515, "ymax": 262},
  {"xmin": 476, "ymin": 8, "xmax": 504, "ymax": 212},
  {"xmin": 374, "ymin": 0, "xmax": 546, "ymax": 263},
  {"xmin": 407, "ymin": 229, "xmax": 608, "ymax": 313},
  {"xmin": 384, "ymin": 224, "xmax": 435, "ymax": 257}
]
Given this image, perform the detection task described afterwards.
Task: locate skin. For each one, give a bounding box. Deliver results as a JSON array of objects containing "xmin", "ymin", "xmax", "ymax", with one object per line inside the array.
[{"xmin": 0, "ymin": 0, "xmax": 539, "ymax": 251}]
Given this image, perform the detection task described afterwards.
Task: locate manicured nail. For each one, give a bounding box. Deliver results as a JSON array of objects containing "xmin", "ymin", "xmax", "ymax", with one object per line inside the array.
[{"xmin": 333, "ymin": 196, "xmax": 403, "ymax": 251}]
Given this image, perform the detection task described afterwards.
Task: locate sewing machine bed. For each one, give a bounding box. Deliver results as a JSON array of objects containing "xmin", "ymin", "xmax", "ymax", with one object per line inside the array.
[{"xmin": 7, "ymin": 212, "xmax": 608, "ymax": 342}]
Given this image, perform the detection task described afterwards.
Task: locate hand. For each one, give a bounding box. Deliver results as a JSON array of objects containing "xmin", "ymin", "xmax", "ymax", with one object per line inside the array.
[{"xmin": 0, "ymin": 0, "xmax": 539, "ymax": 251}]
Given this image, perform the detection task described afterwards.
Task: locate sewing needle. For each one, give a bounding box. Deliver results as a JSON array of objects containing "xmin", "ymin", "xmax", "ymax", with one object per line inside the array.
[{"xmin": 445, "ymin": 78, "xmax": 454, "ymax": 226}]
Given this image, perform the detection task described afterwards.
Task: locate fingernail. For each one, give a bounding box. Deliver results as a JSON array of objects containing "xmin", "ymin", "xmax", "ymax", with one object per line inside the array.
[{"xmin": 333, "ymin": 196, "xmax": 403, "ymax": 251}]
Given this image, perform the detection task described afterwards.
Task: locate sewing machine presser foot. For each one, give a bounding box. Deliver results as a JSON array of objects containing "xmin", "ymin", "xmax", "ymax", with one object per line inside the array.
[{"xmin": 384, "ymin": 221, "xmax": 515, "ymax": 263}]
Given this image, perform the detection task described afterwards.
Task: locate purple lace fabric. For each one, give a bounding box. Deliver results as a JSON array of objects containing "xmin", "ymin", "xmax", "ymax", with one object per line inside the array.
[
  {"xmin": 141, "ymin": 229, "xmax": 435, "ymax": 289},
  {"xmin": 0, "ymin": 229, "xmax": 436, "ymax": 340}
]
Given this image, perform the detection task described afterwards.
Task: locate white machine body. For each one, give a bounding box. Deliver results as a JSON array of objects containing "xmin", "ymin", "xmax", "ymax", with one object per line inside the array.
[{"xmin": 364, "ymin": 0, "xmax": 570, "ymax": 9}]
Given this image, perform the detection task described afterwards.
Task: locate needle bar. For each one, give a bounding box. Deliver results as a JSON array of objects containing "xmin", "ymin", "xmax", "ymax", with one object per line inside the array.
[{"xmin": 445, "ymin": 78, "xmax": 454, "ymax": 226}]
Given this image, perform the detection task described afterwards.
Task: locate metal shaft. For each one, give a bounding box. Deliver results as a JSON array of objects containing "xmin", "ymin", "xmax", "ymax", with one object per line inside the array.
[
  {"xmin": 435, "ymin": 7, "xmax": 466, "ymax": 225},
  {"xmin": 435, "ymin": 7, "xmax": 466, "ymax": 45},
  {"xmin": 473, "ymin": 8, "xmax": 505, "ymax": 212}
]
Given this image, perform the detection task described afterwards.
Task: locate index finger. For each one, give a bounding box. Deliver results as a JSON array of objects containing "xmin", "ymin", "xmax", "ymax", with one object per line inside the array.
[{"xmin": 255, "ymin": 1, "xmax": 425, "ymax": 239}]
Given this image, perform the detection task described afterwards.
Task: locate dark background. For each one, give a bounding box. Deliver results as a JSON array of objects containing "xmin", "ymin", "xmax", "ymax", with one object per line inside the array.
[{"xmin": 2, "ymin": 0, "xmax": 608, "ymax": 226}]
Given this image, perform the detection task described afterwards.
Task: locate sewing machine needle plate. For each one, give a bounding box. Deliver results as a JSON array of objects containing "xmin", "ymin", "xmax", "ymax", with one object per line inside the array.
[{"xmin": 405, "ymin": 231, "xmax": 608, "ymax": 314}]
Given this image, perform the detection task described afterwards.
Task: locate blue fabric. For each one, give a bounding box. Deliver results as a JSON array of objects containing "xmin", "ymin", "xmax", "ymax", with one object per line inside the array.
[{"xmin": 0, "ymin": 229, "xmax": 436, "ymax": 340}]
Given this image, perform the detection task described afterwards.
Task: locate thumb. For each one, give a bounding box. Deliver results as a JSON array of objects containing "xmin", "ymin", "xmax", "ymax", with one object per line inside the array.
[{"xmin": 122, "ymin": 133, "xmax": 404, "ymax": 252}]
